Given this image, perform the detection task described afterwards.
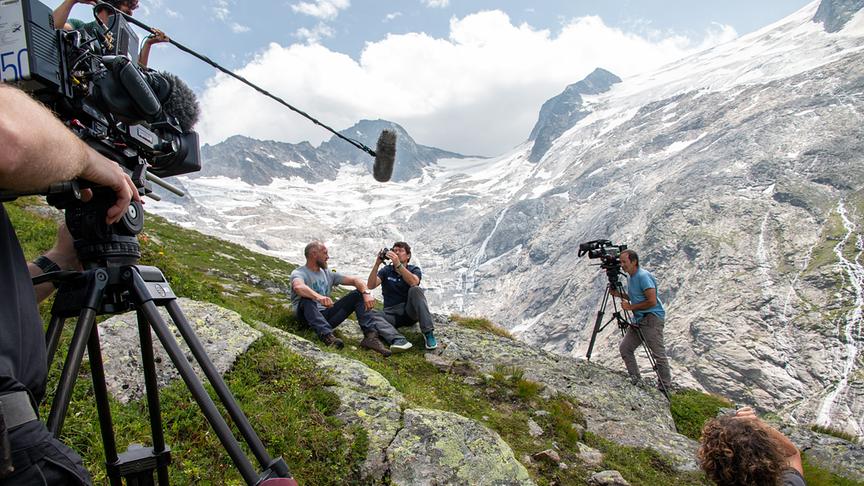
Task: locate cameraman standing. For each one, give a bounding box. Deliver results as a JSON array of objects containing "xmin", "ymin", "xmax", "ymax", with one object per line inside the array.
[
  {"xmin": 0, "ymin": 84, "xmax": 138, "ymax": 485},
  {"xmin": 615, "ymin": 249, "xmax": 672, "ymax": 390}
]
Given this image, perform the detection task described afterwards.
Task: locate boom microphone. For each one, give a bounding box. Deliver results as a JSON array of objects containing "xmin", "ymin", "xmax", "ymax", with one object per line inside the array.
[
  {"xmin": 159, "ymin": 71, "xmax": 200, "ymax": 132},
  {"xmin": 373, "ymin": 129, "xmax": 396, "ymax": 182}
]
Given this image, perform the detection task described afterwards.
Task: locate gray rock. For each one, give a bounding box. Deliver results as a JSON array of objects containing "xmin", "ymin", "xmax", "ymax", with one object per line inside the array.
[
  {"xmin": 786, "ymin": 426, "xmax": 864, "ymax": 481},
  {"xmin": 813, "ymin": 0, "xmax": 864, "ymax": 32},
  {"xmin": 531, "ymin": 449, "xmax": 560, "ymax": 463},
  {"xmin": 97, "ymin": 298, "xmax": 261, "ymax": 404},
  {"xmin": 588, "ymin": 470, "xmax": 630, "ymax": 486},
  {"xmin": 527, "ymin": 418, "xmax": 544, "ymax": 438},
  {"xmin": 577, "ymin": 442, "xmax": 604, "ymax": 469},
  {"xmin": 387, "ymin": 408, "xmax": 535, "ymax": 486}
]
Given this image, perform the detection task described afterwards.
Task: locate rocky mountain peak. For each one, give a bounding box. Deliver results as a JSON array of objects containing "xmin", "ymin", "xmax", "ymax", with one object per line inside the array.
[
  {"xmin": 319, "ymin": 119, "xmax": 472, "ymax": 181},
  {"xmin": 527, "ymin": 67, "xmax": 621, "ymax": 162},
  {"xmin": 814, "ymin": 0, "xmax": 864, "ymax": 32}
]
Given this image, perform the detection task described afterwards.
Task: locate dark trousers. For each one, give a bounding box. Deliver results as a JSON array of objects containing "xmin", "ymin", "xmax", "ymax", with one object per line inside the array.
[
  {"xmin": 383, "ymin": 287, "xmax": 434, "ymax": 334},
  {"xmin": 619, "ymin": 313, "xmax": 672, "ymax": 388},
  {"xmin": 2, "ymin": 433, "xmax": 92, "ymax": 486},
  {"xmin": 297, "ymin": 290, "xmax": 374, "ymax": 337}
]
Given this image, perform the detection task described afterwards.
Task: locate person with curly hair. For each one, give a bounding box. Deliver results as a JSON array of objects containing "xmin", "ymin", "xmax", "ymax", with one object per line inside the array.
[{"xmin": 698, "ymin": 406, "xmax": 805, "ymax": 486}]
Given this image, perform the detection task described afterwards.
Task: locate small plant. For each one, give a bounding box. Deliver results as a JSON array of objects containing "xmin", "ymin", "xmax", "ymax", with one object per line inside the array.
[
  {"xmin": 669, "ymin": 388, "xmax": 734, "ymax": 440},
  {"xmin": 812, "ymin": 424, "xmax": 859, "ymax": 443},
  {"xmin": 450, "ymin": 314, "xmax": 514, "ymax": 339}
]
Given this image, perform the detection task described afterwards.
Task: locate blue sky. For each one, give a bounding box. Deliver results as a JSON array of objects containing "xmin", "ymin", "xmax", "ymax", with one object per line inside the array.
[{"xmin": 45, "ymin": 0, "xmax": 815, "ymax": 155}]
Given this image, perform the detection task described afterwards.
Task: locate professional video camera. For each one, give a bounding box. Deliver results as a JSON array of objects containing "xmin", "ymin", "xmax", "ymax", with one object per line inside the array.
[
  {"xmin": 0, "ymin": 0, "xmax": 200, "ymax": 181},
  {"xmin": 578, "ymin": 239, "xmax": 627, "ymax": 277},
  {"xmin": 1, "ymin": 0, "xmax": 201, "ymax": 263}
]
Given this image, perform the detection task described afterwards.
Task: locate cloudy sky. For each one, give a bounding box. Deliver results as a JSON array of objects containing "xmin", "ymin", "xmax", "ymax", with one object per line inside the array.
[{"xmin": 46, "ymin": 0, "xmax": 813, "ymax": 156}]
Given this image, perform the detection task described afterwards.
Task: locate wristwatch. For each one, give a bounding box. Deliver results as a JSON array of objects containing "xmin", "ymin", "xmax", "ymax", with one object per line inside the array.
[
  {"xmin": 361, "ymin": 290, "xmax": 371, "ymax": 295},
  {"xmin": 395, "ymin": 262, "xmax": 404, "ymax": 270},
  {"xmin": 33, "ymin": 255, "xmax": 61, "ymax": 273}
]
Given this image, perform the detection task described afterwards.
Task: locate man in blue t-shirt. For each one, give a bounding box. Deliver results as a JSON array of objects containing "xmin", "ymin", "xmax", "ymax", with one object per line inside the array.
[
  {"xmin": 615, "ymin": 249, "xmax": 672, "ymax": 390},
  {"xmin": 367, "ymin": 242, "xmax": 437, "ymax": 350}
]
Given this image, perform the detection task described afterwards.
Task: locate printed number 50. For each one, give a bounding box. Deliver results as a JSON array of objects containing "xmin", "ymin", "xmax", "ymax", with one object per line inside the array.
[{"xmin": 1, "ymin": 49, "xmax": 26, "ymax": 82}]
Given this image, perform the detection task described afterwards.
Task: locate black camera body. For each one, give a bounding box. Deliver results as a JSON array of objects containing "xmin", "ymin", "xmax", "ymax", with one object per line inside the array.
[
  {"xmin": 578, "ymin": 239, "xmax": 627, "ymax": 269},
  {"xmin": 1, "ymin": 0, "xmax": 201, "ymax": 263},
  {"xmin": 378, "ymin": 247, "xmax": 391, "ymax": 261}
]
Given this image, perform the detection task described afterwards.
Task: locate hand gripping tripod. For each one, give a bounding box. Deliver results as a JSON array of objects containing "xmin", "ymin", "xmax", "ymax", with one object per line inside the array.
[
  {"xmin": 584, "ymin": 267, "xmax": 669, "ymax": 399},
  {"xmin": 36, "ymin": 188, "xmax": 299, "ymax": 485}
]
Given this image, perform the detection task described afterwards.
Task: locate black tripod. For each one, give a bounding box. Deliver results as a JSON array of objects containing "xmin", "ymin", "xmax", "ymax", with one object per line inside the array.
[
  {"xmin": 36, "ymin": 190, "xmax": 298, "ymax": 485},
  {"xmin": 584, "ymin": 268, "xmax": 669, "ymax": 399}
]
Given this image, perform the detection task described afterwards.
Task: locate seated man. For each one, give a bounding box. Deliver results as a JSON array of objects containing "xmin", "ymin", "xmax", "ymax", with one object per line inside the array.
[
  {"xmin": 698, "ymin": 406, "xmax": 805, "ymax": 486},
  {"xmin": 290, "ymin": 241, "xmax": 409, "ymax": 356},
  {"xmin": 367, "ymin": 242, "xmax": 437, "ymax": 350}
]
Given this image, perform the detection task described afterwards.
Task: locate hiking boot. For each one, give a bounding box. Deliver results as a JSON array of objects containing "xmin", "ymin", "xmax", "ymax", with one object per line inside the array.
[
  {"xmin": 390, "ymin": 338, "xmax": 413, "ymax": 352},
  {"xmin": 361, "ymin": 331, "xmax": 392, "ymax": 357},
  {"xmin": 321, "ymin": 333, "xmax": 344, "ymax": 349},
  {"xmin": 423, "ymin": 331, "xmax": 438, "ymax": 350}
]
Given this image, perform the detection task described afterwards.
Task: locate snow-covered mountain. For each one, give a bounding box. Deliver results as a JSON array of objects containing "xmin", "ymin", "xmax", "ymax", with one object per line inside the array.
[{"xmin": 149, "ymin": 0, "xmax": 864, "ymax": 437}]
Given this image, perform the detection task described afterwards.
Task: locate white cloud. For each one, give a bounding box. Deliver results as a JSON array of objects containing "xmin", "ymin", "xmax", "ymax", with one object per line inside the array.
[
  {"xmin": 294, "ymin": 23, "xmax": 335, "ymax": 43},
  {"xmin": 231, "ymin": 23, "xmax": 250, "ymax": 33},
  {"xmin": 165, "ymin": 8, "xmax": 181, "ymax": 18},
  {"xmin": 198, "ymin": 10, "xmax": 737, "ymax": 155},
  {"xmin": 291, "ymin": 0, "xmax": 350, "ymax": 20},
  {"xmin": 212, "ymin": 0, "xmax": 230, "ymax": 21},
  {"xmin": 384, "ymin": 12, "xmax": 403, "ymax": 23},
  {"xmin": 422, "ymin": 0, "xmax": 449, "ymax": 8}
]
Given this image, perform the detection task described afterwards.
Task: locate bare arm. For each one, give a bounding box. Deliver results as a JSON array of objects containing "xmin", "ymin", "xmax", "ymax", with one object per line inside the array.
[
  {"xmin": 623, "ymin": 287, "xmax": 657, "ymax": 311},
  {"xmin": 735, "ymin": 407, "xmax": 803, "ymax": 475},
  {"xmin": 52, "ymin": 0, "xmax": 94, "ymax": 30},
  {"xmin": 291, "ymin": 277, "xmax": 332, "ymax": 307},
  {"xmin": 0, "ymin": 85, "xmax": 139, "ymax": 223},
  {"xmin": 386, "ymin": 250, "xmax": 420, "ymax": 287},
  {"xmin": 139, "ymin": 30, "xmax": 169, "ymax": 68},
  {"xmin": 367, "ymin": 257, "xmax": 383, "ymax": 290},
  {"xmin": 341, "ymin": 275, "xmax": 375, "ymax": 311}
]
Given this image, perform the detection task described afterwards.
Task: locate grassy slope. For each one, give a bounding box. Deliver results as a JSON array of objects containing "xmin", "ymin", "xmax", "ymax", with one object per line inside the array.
[{"xmin": 6, "ymin": 197, "xmax": 856, "ymax": 485}]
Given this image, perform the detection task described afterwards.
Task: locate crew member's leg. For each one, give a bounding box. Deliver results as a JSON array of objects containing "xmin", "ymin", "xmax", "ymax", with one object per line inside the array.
[
  {"xmin": 405, "ymin": 287, "xmax": 434, "ymax": 334},
  {"xmin": 638, "ymin": 314, "xmax": 673, "ymax": 389},
  {"xmin": 619, "ymin": 324, "xmax": 642, "ymax": 384},
  {"xmin": 331, "ymin": 291, "xmax": 392, "ymax": 356},
  {"xmin": 297, "ymin": 298, "xmax": 336, "ymax": 338}
]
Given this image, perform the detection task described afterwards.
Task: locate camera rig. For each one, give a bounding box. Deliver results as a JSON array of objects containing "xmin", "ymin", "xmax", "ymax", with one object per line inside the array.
[
  {"xmin": 1, "ymin": 1, "xmax": 299, "ymax": 483},
  {"xmin": 578, "ymin": 239, "xmax": 669, "ymax": 399}
]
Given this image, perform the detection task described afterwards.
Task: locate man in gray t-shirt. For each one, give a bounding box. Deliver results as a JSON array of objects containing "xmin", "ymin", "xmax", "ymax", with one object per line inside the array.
[{"xmin": 290, "ymin": 241, "xmax": 407, "ymax": 355}]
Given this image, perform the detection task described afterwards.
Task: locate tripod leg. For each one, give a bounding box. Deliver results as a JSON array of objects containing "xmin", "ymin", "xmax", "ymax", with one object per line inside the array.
[
  {"xmin": 86, "ymin": 321, "xmax": 123, "ymax": 486},
  {"xmin": 585, "ymin": 287, "xmax": 612, "ymax": 360},
  {"xmin": 46, "ymin": 308, "xmax": 97, "ymax": 436},
  {"xmin": 165, "ymin": 300, "xmax": 282, "ymax": 474},
  {"xmin": 137, "ymin": 310, "xmax": 171, "ymax": 486},
  {"xmin": 45, "ymin": 314, "xmax": 66, "ymax": 367},
  {"xmin": 133, "ymin": 297, "xmax": 259, "ymax": 484}
]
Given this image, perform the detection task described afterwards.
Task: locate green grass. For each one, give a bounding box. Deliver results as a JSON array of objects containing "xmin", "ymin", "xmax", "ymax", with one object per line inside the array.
[
  {"xmin": 802, "ymin": 454, "xmax": 864, "ymax": 486},
  {"xmin": 811, "ymin": 424, "xmax": 859, "ymax": 443},
  {"xmin": 669, "ymin": 388, "xmax": 735, "ymax": 440},
  {"xmin": 450, "ymin": 314, "xmax": 514, "ymax": 339}
]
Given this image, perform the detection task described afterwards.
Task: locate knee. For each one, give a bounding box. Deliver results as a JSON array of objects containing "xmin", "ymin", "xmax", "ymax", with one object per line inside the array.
[{"xmin": 408, "ymin": 286, "xmax": 425, "ymax": 298}]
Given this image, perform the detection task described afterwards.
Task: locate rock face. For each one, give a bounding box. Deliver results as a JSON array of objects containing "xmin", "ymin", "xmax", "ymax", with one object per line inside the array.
[
  {"xmin": 388, "ymin": 409, "xmax": 534, "ymax": 486},
  {"xmin": 814, "ymin": 0, "xmax": 864, "ymax": 32},
  {"xmin": 96, "ymin": 298, "xmax": 261, "ymax": 403},
  {"xmin": 528, "ymin": 68, "xmax": 621, "ymax": 162},
  {"xmin": 196, "ymin": 119, "xmax": 472, "ymax": 185}
]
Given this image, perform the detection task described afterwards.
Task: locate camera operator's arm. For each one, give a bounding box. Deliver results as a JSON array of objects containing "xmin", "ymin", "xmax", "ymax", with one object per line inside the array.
[
  {"xmin": 387, "ymin": 250, "xmax": 420, "ymax": 287},
  {"xmin": 0, "ymin": 85, "xmax": 139, "ymax": 224},
  {"xmin": 340, "ymin": 276, "xmax": 375, "ymax": 311},
  {"xmin": 291, "ymin": 278, "xmax": 333, "ymax": 308},
  {"xmin": 621, "ymin": 287, "xmax": 655, "ymax": 312},
  {"xmin": 139, "ymin": 29, "xmax": 169, "ymax": 69},
  {"xmin": 734, "ymin": 407, "xmax": 803, "ymax": 475},
  {"xmin": 367, "ymin": 255, "xmax": 383, "ymax": 290},
  {"xmin": 53, "ymin": 0, "xmax": 95, "ymax": 31},
  {"xmin": 28, "ymin": 224, "xmax": 79, "ymax": 302}
]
